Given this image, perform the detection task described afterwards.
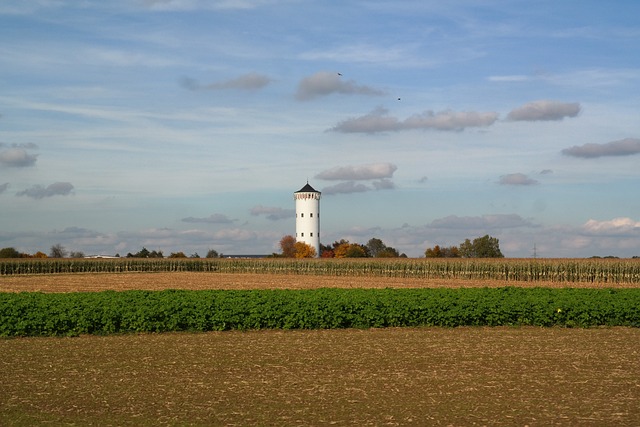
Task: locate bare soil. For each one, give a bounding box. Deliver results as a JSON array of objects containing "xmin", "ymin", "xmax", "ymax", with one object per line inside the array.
[
  {"xmin": 2, "ymin": 271, "xmax": 636, "ymax": 293},
  {"xmin": 1, "ymin": 327, "xmax": 639, "ymax": 426}
]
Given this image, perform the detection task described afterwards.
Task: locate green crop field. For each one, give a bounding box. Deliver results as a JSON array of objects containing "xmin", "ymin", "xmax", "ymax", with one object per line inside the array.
[{"xmin": 1, "ymin": 287, "xmax": 639, "ymax": 337}]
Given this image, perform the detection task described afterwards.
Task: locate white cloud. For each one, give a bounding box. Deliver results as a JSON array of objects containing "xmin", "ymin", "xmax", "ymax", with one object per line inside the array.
[
  {"xmin": 328, "ymin": 107, "xmax": 400, "ymax": 133},
  {"xmin": 321, "ymin": 179, "xmax": 396, "ymax": 195},
  {"xmin": 321, "ymin": 181, "xmax": 370, "ymax": 195},
  {"xmin": 330, "ymin": 107, "xmax": 498, "ymax": 133},
  {"xmin": 489, "ymin": 68, "xmax": 640, "ymax": 89},
  {"xmin": 507, "ymin": 100, "xmax": 581, "ymax": 121},
  {"xmin": 316, "ymin": 163, "xmax": 397, "ymax": 181},
  {"xmin": 299, "ymin": 43, "xmax": 424, "ymax": 65},
  {"xmin": 181, "ymin": 213, "xmax": 236, "ymax": 224},
  {"xmin": 372, "ymin": 179, "xmax": 395, "ymax": 190},
  {"xmin": 562, "ymin": 138, "xmax": 640, "ymax": 158},
  {"xmin": 583, "ymin": 218, "xmax": 640, "ymax": 235},
  {"xmin": 498, "ymin": 173, "xmax": 539, "ymax": 186},
  {"xmin": 545, "ymin": 68, "xmax": 640, "ymax": 88},
  {"xmin": 488, "ymin": 75, "xmax": 530, "ymax": 82},
  {"xmin": 84, "ymin": 47, "xmax": 182, "ymax": 68},
  {"xmin": 211, "ymin": 227, "xmax": 259, "ymax": 242},
  {"xmin": 404, "ymin": 110, "xmax": 499, "ymax": 131},
  {"xmin": 430, "ymin": 214, "xmax": 536, "ymax": 230},
  {"xmin": 295, "ymin": 71, "xmax": 386, "ymax": 101},
  {"xmin": 180, "ymin": 72, "xmax": 273, "ymax": 91},
  {"xmin": 250, "ymin": 205, "xmax": 295, "ymax": 220},
  {"xmin": 0, "ymin": 147, "xmax": 38, "ymax": 167},
  {"xmin": 16, "ymin": 182, "xmax": 74, "ymax": 199}
]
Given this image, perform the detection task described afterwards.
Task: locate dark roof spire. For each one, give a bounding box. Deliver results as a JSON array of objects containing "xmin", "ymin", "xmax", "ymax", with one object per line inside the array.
[{"xmin": 295, "ymin": 182, "xmax": 320, "ymax": 193}]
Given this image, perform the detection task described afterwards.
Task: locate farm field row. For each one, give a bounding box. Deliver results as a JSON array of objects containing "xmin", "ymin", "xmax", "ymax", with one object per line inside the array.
[
  {"xmin": 2, "ymin": 327, "xmax": 638, "ymax": 426},
  {"xmin": 4, "ymin": 271, "xmax": 640, "ymax": 294},
  {"xmin": 2, "ymin": 258, "xmax": 640, "ymax": 284}
]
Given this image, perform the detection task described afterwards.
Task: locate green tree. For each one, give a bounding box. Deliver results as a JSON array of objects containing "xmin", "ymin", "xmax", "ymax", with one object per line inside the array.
[
  {"xmin": 459, "ymin": 235, "xmax": 503, "ymax": 258},
  {"xmin": 169, "ymin": 252, "xmax": 187, "ymax": 258},
  {"xmin": 345, "ymin": 244, "xmax": 367, "ymax": 258},
  {"xmin": 377, "ymin": 247, "xmax": 400, "ymax": 258},
  {"xmin": 366, "ymin": 238, "xmax": 386, "ymax": 257},
  {"xmin": 459, "ymin": 239, "xmax": 473, "ymax": 258},
  {"xmin": 425, "ymin": 245, "xmax": 443, "ymax": 258},
  {"xmin": 206, "ymin": 249, "xmax": 219, "ymax": 258},
  {"xmin": 0, "ymin": 247, "xmax": 22, "ymax": 258},
  {"xmin": 366, "ymin": 238, "xmax": 401, "ymax": 258},
  {"xmin": 129, "ymin": 247, "xmax": 149, "ymax": 258}
]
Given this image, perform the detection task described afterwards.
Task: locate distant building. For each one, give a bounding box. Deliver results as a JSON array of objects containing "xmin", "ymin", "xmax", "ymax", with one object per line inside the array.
[
  {"xmin": 294, "ymin": 182, "xmax": 321, "ymax": 257},
  {"xmin": 84, "ymin": 255, "xmax": 119, "ymax": 259}
]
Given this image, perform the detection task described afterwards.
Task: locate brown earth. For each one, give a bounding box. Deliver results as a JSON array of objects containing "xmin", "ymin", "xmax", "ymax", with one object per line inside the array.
[
  {"xmin": 1, "ymin": 271, "xmax": 636, "ymax": 293},
  {"xmin": 1, "ymin": 327, "xmax": 639, "ymax": 426}
]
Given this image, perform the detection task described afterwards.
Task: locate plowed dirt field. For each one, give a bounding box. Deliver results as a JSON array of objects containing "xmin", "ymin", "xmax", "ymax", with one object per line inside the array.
[
  {"xmin": 2, "ymin": 327, "xmax": 639, "ymax": 426},
  {"xmin": 1, "ymin": 271, "xmax": 634, "ymax": 293}
]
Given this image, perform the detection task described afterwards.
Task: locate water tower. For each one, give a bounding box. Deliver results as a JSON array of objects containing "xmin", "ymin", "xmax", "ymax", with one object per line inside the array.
[{"xmin": 294, "ymin": 182, "xmax": 321, "ymax": 257}]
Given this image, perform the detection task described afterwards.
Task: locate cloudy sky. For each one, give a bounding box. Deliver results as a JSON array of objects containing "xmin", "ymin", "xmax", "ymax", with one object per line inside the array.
[{"xmin": 1, "ymin": 0, "xmax": 639, "ymax": 258}]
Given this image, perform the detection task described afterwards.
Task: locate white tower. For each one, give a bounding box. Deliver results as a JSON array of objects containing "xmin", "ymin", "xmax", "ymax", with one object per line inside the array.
[{"xmin": 294, "ymin": 182, "xmax": 321, "ymax": 257}]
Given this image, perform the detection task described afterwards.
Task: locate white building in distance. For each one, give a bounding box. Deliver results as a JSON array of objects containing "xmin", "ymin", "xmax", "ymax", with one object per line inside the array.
[{"xmin": 294, "ymin": 182, "xmax": 321, "ymax": 257}]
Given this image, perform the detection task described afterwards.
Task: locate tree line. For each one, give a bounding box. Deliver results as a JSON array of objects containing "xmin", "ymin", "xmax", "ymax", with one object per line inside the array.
[
  {"xmin": 0, "ymin": 245, "xmax": 223, "ymax": 259},
  {"xmin": 273, "ymin": 236, "xmax": 407, "ymax": 259},
  {"xmin": 0, "ymin": 235, "xmax": 504, "ymax": 259},
  {"xmin": 274, "ymin": 235, "xmax": 504, "ymax": 259},
  {"xmin": 424, "ymin": 235, "xmax": 504, "ymax": 258}
]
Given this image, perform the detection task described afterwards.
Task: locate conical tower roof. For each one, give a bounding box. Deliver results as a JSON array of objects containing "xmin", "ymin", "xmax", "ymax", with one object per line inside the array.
[{"xmin": 295, "ymin": 182, "xmax": 320, "ymax": 193}]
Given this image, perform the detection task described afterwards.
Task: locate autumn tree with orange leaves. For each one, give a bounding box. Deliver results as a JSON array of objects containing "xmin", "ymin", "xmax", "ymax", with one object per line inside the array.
[{"xmin": 294, "ymin": 241, "xmax": 317, "ymax": 258}]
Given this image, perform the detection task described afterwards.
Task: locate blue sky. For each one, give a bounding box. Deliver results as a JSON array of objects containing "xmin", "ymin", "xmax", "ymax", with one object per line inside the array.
[{"xmin": 1, "ymin": 0, "xmax": 639, "ymax": 258}]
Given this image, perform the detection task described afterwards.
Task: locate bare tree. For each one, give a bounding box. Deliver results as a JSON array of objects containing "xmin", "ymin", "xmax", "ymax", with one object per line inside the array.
[{"xmin": 50, "ymin": 244, "xmax": 68, "ymax": 258}]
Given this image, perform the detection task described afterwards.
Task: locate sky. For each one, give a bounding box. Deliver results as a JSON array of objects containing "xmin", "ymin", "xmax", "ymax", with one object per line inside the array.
[{"xmin": 1, "ymin": 0, "xmax": 640, "ymax": 258}]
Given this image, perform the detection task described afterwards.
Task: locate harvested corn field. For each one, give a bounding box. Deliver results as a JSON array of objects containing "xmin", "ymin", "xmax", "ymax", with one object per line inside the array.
[{"xmin": 2, "ymin": 258, "xmax": 640, "ymax": 284}]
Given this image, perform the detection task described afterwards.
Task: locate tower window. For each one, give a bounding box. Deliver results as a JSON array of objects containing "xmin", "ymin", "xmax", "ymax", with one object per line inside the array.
[
  {"xmin": 301, "ymin": 233, "xmax": 304, "ymax": 237},
  {"xmin": 310, "ymin": 233, "xmax": 313, "ymax": 237},
  {"xmin": 301, "ymin": 213, "xmax": 304, "ymax": 217},
  {"xmin": 310, "ymin": 213, "xmax": 313, "ymax": 217}
]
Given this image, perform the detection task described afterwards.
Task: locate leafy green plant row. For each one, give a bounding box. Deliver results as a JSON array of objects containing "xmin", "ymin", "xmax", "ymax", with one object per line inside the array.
[
  {"xmin": 1, "ymin": 288, "xmax": 638, "ymax": 337},
  {"xmin": 2, "ymin": 258, "xmax": 640, "ymax": 283}
]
